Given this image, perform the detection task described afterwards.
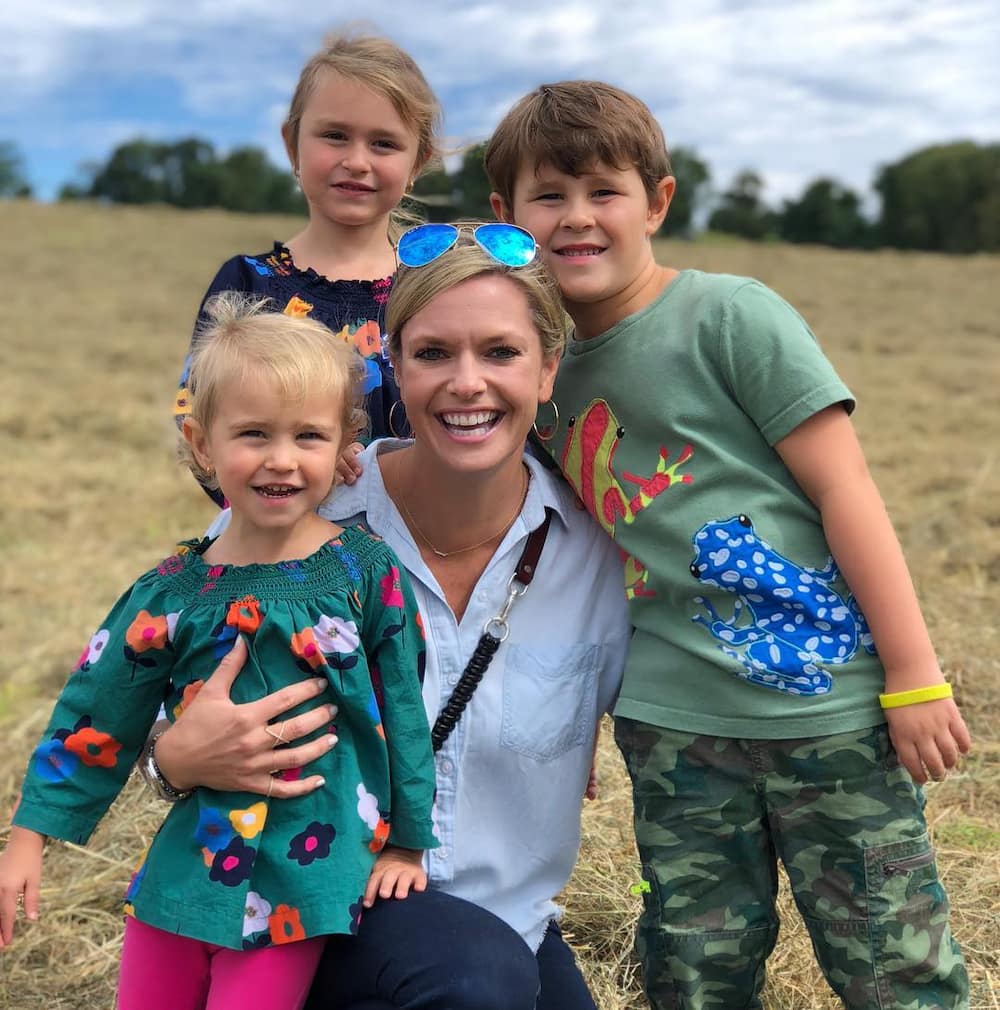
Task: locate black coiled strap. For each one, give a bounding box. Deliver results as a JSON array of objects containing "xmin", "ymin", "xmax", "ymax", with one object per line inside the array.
[{"xmin": 429, "ymin": 508, "xmax": 553, "ymax": 754}]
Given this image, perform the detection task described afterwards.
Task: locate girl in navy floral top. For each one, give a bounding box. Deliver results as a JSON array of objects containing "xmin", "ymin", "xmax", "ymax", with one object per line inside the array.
[
  {"xmin": 1, "ymin": 296, "xmax": 436, "ymax": 1010},
  {"xmin": 175, "ymin": 31, "xmax": 443, "ymax": 504}
]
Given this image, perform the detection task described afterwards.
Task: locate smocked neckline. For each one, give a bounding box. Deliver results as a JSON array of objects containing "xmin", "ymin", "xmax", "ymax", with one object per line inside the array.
[{"xmin": 269, "ymin": 242, "xmax": 394, "ymax": 290}]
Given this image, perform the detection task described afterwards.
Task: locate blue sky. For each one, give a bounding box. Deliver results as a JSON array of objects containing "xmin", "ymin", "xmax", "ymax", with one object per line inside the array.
[{"xmin": 3, "ymin": 0, "xmax": 998, "ymax": 206}]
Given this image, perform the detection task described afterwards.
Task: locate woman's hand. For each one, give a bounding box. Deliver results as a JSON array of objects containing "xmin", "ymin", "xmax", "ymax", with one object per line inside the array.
[
  {"xmin": 363, "ymin": 846, "xmax": 427, "ymax": 907},
  {"xmin": 155, "ymin": 636, "xmax": 338, "ymax": 799}
]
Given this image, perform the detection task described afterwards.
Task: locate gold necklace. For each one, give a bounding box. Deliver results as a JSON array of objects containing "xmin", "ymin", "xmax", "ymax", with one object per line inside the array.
[{"xmin": 400, "ymin": 466, "xmax": 530, "ymax": 559}]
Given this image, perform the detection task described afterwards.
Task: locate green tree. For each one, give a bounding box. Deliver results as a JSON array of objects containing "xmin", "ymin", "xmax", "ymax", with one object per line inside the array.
[
  {"xmin": 875, "ymin": 141, "xmax": 1000, "ymax": 253},
  {"xmin": 453, "ymin": 143, "xmax": 494, "ymax": 219},
  {"xmin": 410, "ymin": 165, "xmax": 456, "ymax": 222},
  {"xmin": 707, "ymin": 170, "xmax": 777, "ymax": 240},
  {"xmin": 87, "ymin": 139, "xmax": 169, "ymax": 203},
  {"xmin": 83, "ymin": 137, "xmax": 303, "ymax": 214},
  {"xmin": 216, "ymin": 146, "xmax": 303, "ymax": 214},
  {"xmin": 159, "ymin": 138, "xmax": 221, "ymax": 208},
  {"xmin": 779, "ymin": 178, "xmax": 872, "ymax": 248},
  {"xmin": 0, "ymin": 141, "xmax": 33, "ymax": 198},
  {"xmin": 661, "ymin": 146, "xmax": 710, "ymax": 237}
]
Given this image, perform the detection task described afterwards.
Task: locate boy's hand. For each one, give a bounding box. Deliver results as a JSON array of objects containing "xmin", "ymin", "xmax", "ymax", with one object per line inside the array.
[
  {"xmin": 885, "ymin": 698, "xmax": 971, "ymax": 784},
  {"xmin": 0, "ymin": 827, "xmax": 45, "ymax": 948},
  {"xmin": 362, "ymin": 846, "xmax": 426, "ymax": 907},
  {"xmin": 335, "ymin": 442, "xmax": 364, "ymax": 487}
]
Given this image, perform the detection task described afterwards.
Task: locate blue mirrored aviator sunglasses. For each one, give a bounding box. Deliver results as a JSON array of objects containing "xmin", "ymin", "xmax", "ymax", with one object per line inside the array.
[{"xmin": 396, "ymin": 222, "xmax": 537, "ymax": 269}]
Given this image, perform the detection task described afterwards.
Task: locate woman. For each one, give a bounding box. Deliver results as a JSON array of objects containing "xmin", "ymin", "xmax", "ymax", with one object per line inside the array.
[{"xmin": 150, "ymin": 223, "xmax": 630, "ymax": 1009}]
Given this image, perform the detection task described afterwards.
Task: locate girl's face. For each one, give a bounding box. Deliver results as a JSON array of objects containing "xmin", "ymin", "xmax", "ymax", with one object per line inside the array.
[
  {"xmin": 286, "ymin": 71, "xmax": 421, "ymax": 232},
  {"xmin": 186, "ymin": 375, "xmax": 343, "ymax": 541},
  {"xmin": 393, "ymin": 274, "xmax": 559, "ymax": 478}
]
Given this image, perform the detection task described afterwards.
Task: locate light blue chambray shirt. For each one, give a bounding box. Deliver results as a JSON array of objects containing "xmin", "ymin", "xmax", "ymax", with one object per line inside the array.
[{"xmin": 320, "ymin": 441, "xmax": 630, "ymax": 952}]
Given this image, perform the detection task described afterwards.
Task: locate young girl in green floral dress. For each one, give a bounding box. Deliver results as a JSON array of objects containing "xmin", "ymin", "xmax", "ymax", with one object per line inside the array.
[{"xmin": 0, "ymin": 294, "xmax": 437, "ymax": 1010}]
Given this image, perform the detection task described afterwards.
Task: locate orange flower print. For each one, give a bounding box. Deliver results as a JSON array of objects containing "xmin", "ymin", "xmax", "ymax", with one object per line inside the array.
[
  {"xmin": 284, "ymin": 295, "xmax": 314, "ymax": 318},
  {"xmin": 227, "ymin": 596, "xmax": 262, "ymax": 634},
  {"xmin": 368, "ymin": 817, "xmax": 390, "ymax": 853},
  {"xmin": 269, "ymin": 904, "xmax": 306, "ymax": 944},
  {"xmin": 125, "ymin": 611, "xmax": 169, "ymax": 653},
  {"xmin": 291, "ymin": 628, "xmax": 327, "ymax": 671},
  {"xmin": 350, "ymin": 320, "xmax": 382, "ymax": 357},
  {"xmin": 64, "ymin": 726, "xmax": 122, "ymax": 768},
  {"xmin": 172, "ymin": 680, "xmax": 204, "ymax": 719}
]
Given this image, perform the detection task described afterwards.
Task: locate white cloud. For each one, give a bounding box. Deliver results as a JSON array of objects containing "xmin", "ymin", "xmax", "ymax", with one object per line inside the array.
[{"xmin": 3, "ymin": 0, "xmax": 997, "ymax": 203}]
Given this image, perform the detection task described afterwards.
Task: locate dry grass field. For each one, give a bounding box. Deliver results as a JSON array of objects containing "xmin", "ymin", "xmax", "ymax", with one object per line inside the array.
[{"xmin": 0, "ymin": 200, "xmax": 997, "ymax": 1009}]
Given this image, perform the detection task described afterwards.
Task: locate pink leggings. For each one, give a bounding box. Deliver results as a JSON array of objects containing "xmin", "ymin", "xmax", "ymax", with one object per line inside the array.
[{"xmin": 117, "ymin": 916, "xmax": 326, "ymax": 1010}]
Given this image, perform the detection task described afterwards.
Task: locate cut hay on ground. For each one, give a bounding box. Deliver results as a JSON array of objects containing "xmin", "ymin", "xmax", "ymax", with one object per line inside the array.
[{"xmin": 1, "ymin": 201, "xmax": 997, "ymax": 1008}]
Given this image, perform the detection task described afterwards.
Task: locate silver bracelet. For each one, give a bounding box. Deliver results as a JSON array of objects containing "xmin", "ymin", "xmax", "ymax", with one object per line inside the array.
[{"xmin": 139, "ymin": 730, "xmax": 195, "ymax": 803}]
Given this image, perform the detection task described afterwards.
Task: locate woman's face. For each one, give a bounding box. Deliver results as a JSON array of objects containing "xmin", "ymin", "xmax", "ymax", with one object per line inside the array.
[{"xmin": 393, "ymin": 273, "xmax": 558, "ymax": 477}]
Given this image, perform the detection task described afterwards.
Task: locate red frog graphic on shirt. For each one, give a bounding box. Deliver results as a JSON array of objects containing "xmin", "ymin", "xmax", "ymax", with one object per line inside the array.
[{"xmin": 560, "ymin": 398, "xmax": 693, "ymax": 598}]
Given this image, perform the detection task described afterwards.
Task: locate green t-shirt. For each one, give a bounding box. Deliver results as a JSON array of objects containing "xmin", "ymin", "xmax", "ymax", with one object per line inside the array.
[{"xmin": 547, "ymin": 270, "xmax": 886, "ymax": 738}]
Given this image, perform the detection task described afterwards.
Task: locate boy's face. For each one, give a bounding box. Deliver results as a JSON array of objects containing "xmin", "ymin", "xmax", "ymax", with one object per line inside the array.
[{"xmin": 493, "ymin": 161, "xmax": 672, "ymax": 334}]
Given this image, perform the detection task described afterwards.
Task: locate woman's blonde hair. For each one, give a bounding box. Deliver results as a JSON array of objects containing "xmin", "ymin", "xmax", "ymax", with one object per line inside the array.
[
  {"xmin": 385, "ymin": 222, "xmax": 567, "ymax": 362},
  {"xmin": 179, "ymin": 293, "xmax": 366, "ymax": 489},
  {"xmin": 284, "ymin": 29, "xmax": 442, "ymax": 238}
]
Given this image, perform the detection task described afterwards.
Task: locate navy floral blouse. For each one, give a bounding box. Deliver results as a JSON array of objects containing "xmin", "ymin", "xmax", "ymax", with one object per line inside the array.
[{"xmin": 175, "ymin": 244, "xmax": 401, "ymax": 505}]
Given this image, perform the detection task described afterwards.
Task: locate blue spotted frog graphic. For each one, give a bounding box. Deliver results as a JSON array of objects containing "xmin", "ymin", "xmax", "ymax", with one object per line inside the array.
[{"xmin": 689, "ymin": 515, "xmax": 875, "ymax": 695}]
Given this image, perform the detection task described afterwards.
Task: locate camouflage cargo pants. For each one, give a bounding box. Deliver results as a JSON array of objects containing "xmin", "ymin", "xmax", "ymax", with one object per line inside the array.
[{"xmin": 614, "ymin": 718, "xmax": 968, "ymax": 1010}]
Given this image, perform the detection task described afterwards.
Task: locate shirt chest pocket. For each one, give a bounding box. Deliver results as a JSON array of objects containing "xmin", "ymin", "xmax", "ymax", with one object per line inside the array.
[{"xmin": 501, "ymin": 642, "xmax": 600, "ymax": 761}]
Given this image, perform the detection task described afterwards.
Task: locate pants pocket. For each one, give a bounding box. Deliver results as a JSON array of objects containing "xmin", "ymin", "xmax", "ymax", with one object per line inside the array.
[{"xmin": 862, "ymin": 833, "xmax": 968, "ymax": 1009}]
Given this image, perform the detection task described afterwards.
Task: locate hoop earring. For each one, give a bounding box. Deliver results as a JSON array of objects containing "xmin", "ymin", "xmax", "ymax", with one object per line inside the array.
[
  {"xmin": 532, "ymin": 400, "xmax": 559, "ymax": 442},
  {"xmin": 388, "ymin": 400, "xmax": 412, "ymax": 439}
]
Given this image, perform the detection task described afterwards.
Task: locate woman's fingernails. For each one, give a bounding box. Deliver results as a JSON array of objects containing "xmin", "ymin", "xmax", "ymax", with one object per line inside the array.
[{"xmin": 328, "ymin": 704, "xmax": 338, "ymax": 717}]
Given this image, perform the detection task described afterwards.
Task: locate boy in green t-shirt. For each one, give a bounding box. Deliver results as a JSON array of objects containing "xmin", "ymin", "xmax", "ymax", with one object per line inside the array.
[{"xmin": 485, "ymin": 82, "xmax": 971, "ymax": 1010}]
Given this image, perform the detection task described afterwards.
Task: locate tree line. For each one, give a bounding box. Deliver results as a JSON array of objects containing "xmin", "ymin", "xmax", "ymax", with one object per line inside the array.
[{"xmin": 3, "ymin": 136, "xmax": 999, "ymax": 253}]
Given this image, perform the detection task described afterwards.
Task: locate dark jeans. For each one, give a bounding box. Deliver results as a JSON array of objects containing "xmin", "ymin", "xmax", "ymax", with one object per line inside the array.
[{"xmin": 304, "ymin": 887, "xmax": 597, "ymax": 1010}]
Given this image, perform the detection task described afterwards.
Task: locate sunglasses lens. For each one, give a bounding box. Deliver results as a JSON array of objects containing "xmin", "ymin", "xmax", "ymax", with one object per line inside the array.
[
  {"xmin": 397, "ymin": 224, "xmax": 459, "ymax": 267},
  {"xmin": 475, "ymin": 224, "xmax": 537, "ymax": 266}
]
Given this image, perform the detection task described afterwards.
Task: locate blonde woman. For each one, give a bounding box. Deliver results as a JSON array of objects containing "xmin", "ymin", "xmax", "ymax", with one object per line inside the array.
[{"xmin": 152, "ymin": 224, "xmax": 629, "ymax": 1010}]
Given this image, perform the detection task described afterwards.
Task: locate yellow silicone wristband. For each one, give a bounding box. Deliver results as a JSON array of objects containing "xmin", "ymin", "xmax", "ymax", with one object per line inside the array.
[{"xmin": 879, "ymin": 683, "xmax": 953, "ymax": 709}]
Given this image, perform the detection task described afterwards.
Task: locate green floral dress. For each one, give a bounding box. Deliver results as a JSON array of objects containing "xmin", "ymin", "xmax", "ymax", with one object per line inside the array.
[{"xmin": 13, "ymin": 526, "xmax": 437, "ymax": 950}]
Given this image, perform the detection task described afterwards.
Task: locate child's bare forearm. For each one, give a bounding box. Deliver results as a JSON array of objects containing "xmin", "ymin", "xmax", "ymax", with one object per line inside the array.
[{"xmin": 776, "ymin": 406, "xmax": 941, "ymax": 690}]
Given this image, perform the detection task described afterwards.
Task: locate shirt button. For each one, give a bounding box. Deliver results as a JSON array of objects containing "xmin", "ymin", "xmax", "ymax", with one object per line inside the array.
[
  {"xmin": 437, "ymin": 847, "xmax": 449, "ymax": 860},
  {"xmin": 439, "ymin": 759, "xmax": 454, "ymax": 775},
  {"xmin": 447, "ymin": 673, "xmax": 459, "ymax": 686}
]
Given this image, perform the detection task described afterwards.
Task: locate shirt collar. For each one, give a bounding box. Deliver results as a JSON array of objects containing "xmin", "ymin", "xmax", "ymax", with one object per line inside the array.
[{"xmin": 322, "ymin": 439, "xmax": 574, "ymax": 536}]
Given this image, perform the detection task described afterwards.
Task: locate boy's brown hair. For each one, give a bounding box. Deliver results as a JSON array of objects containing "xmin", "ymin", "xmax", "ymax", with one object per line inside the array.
[{"xmin": 484, "ymin": 81, "xmax": 672, "ymax": 209}]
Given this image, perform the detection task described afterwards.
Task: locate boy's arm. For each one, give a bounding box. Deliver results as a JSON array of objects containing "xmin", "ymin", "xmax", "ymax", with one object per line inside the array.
[
  {"xmin": 0, "ymin": 827, "xmax": 44, "ymax": 947},
  {"xmin": 775, "ymin": 405, "xmax": 971, "ymax": 782}
]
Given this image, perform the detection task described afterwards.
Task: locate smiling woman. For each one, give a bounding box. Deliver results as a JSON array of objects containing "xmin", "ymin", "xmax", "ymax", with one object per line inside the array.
[{"xmin": 150, "ymin": 224, "xmax": 630, "ymax": 1010}]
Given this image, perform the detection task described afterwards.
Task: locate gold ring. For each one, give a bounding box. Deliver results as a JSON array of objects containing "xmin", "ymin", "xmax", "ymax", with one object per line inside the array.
[{"xmin": 264, "ymin": 721, "xmax": 288, "ymax": 747}]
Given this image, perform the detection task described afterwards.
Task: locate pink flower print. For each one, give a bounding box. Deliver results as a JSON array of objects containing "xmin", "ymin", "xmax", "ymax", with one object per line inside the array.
[
  {"xmin": 157, "ymin": 554, "xmax": 184, "ymax": 577},
  {"xmin": 380, "ymin": 567, "xmax": 404, "ymax": 608},
  {"xmin": 312, "ymin": 615, "xmax": 360, "ymax": 655},
  {"xmin": 201, "ymin": 564, "xmax": 226, "ymax": 595}
]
